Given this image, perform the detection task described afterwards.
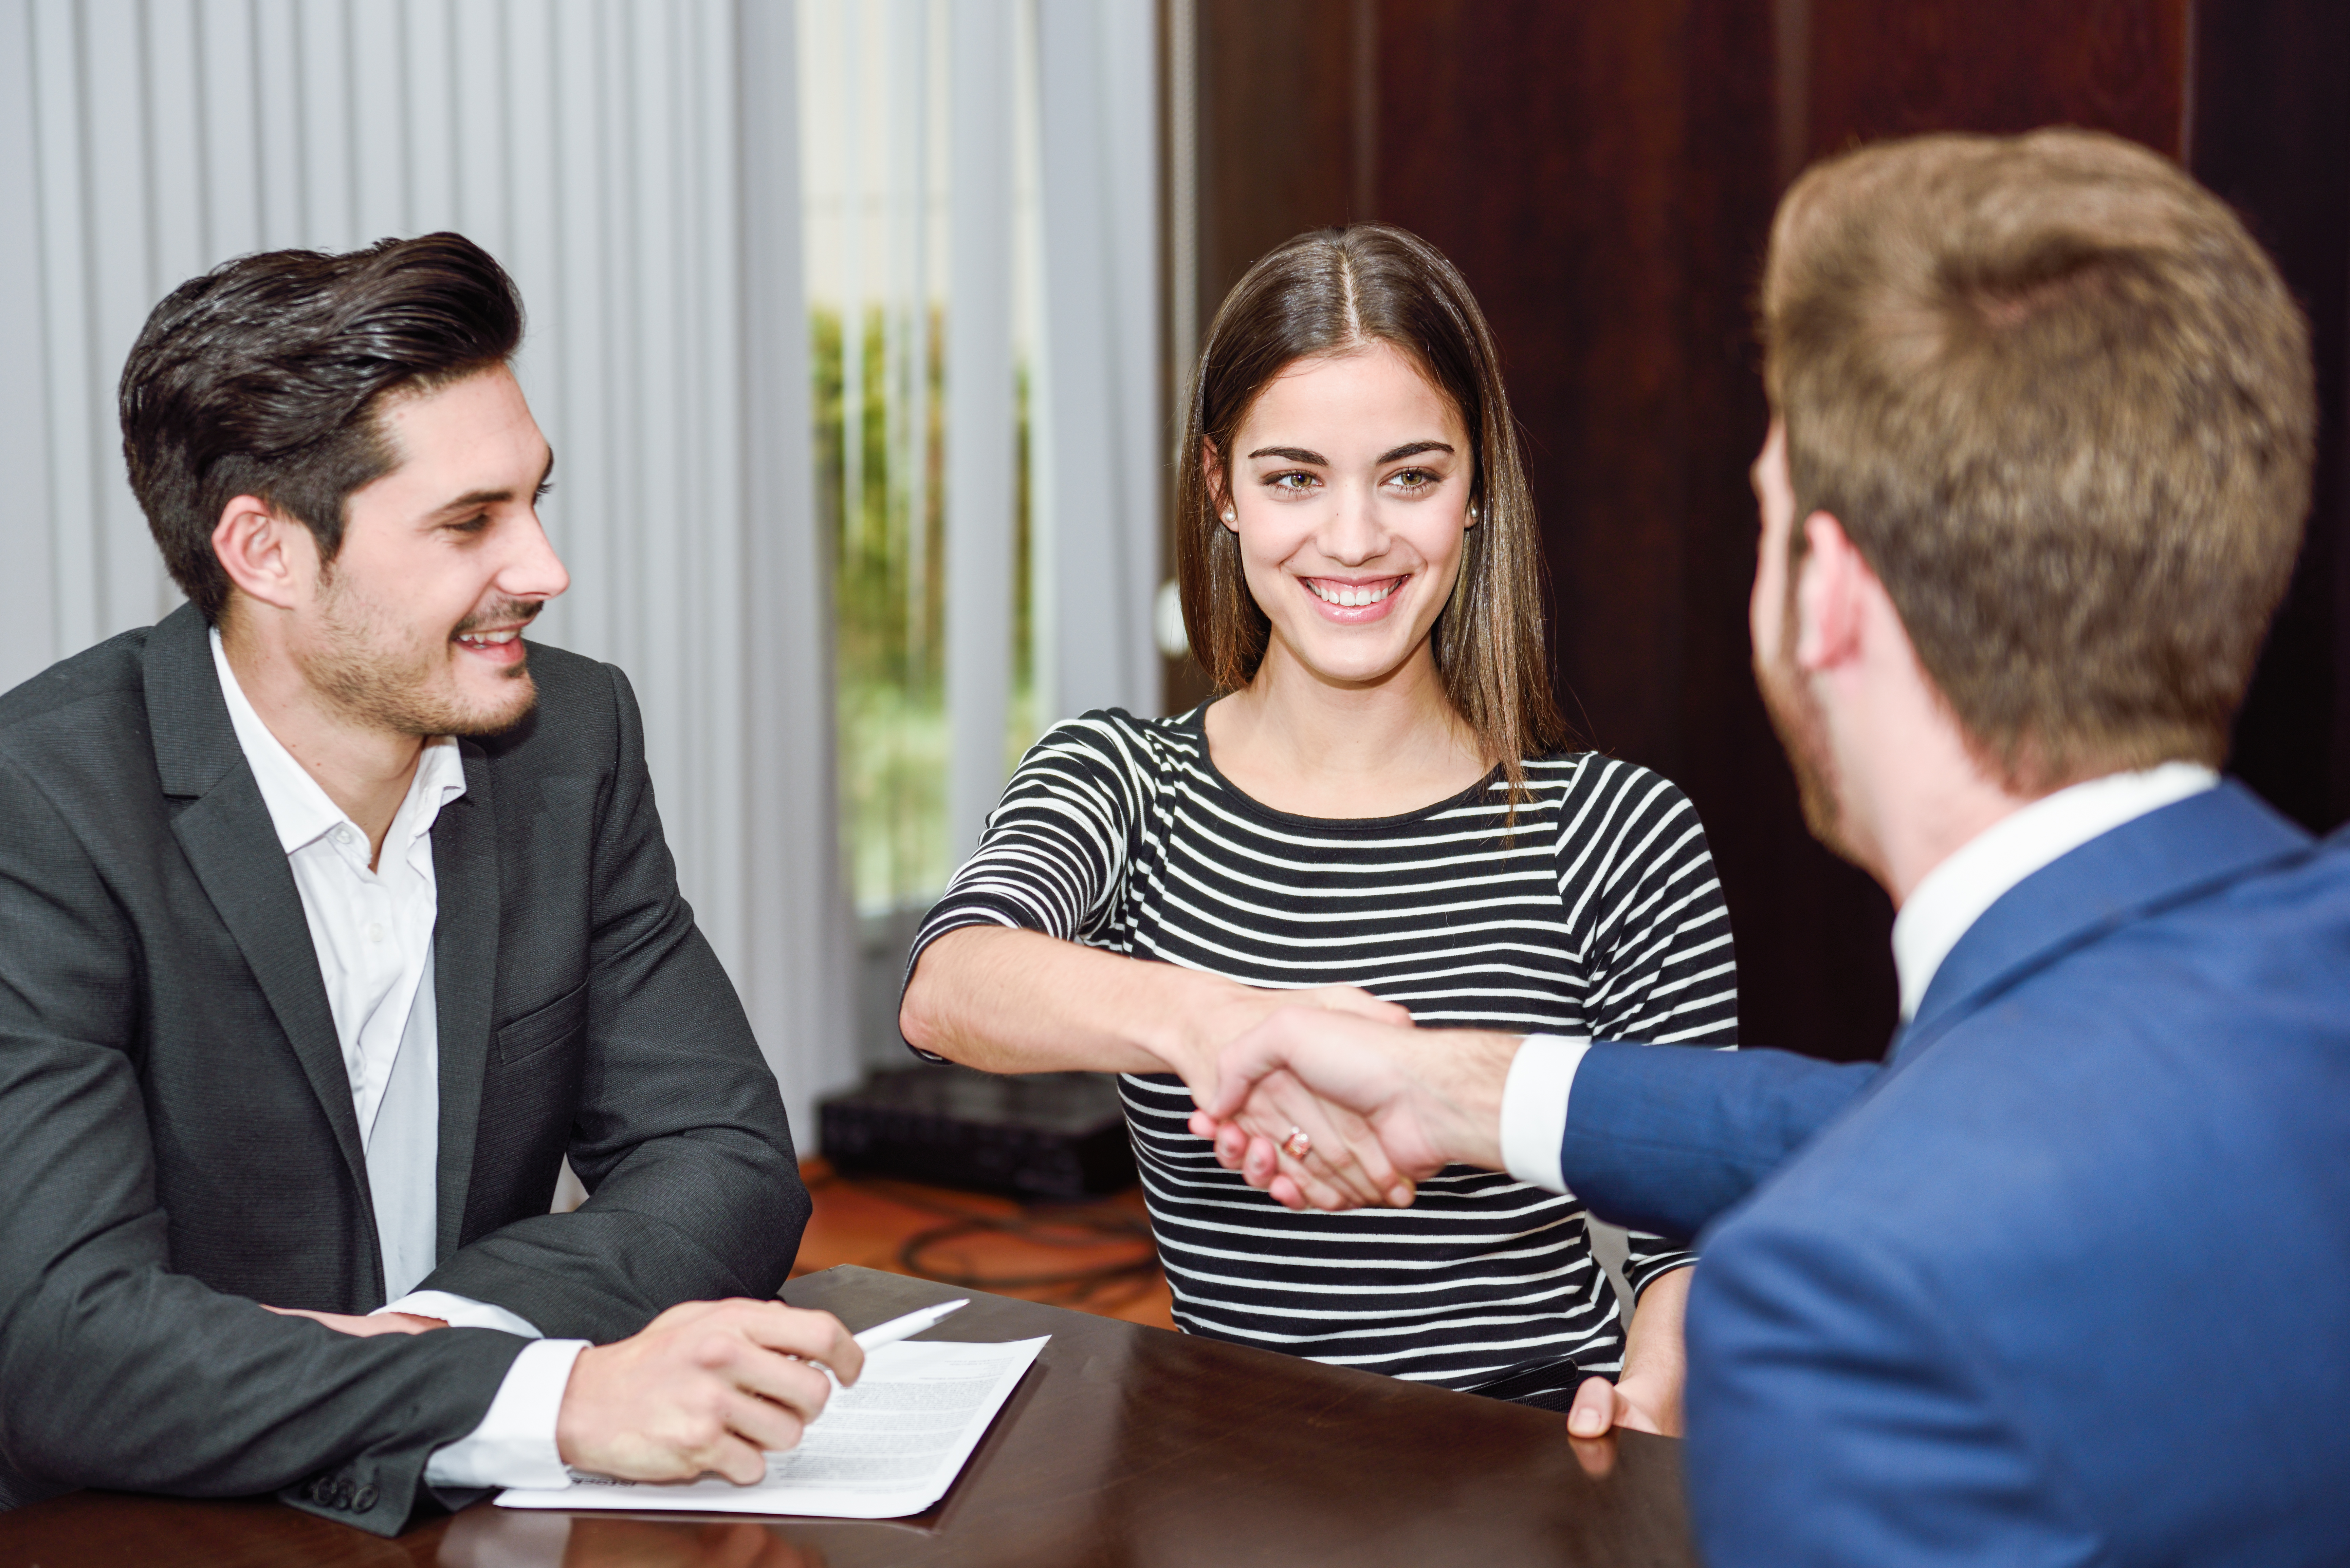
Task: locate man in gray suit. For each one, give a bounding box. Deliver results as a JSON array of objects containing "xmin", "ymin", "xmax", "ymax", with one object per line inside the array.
[{"xmin": 0, "ymin": 234, "xmax": 858, "ymax": 1534}]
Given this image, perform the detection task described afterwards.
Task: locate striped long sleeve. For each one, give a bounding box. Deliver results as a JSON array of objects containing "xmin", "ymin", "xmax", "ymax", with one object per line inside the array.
[{"xmin": 907, "ymin": 707, "xmax": 1738, "ymax": 1397}]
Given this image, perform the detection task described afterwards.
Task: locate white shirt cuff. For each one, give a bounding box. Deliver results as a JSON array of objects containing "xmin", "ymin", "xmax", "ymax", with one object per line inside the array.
[
  {"xmin": 1500, "ymin": 1034, "xmax": 1589, "ymax": 1194},
  {"xmin": 379, "ymin": 1290, "xmax": 544, "ymax": 1340},
  {"xmin": 422, "ymin": 1337, "xmax": 588, "ymax": 1491}
]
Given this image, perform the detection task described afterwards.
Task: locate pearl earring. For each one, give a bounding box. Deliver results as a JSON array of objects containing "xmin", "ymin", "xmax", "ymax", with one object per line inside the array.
[{"xmin": 1221, "ymin": 509, "xmax": 1235, "ymax": 523}]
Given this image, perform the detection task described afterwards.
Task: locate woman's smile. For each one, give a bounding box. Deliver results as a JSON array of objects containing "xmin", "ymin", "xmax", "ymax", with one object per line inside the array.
[{"xmin": 1300, "ymin": 573, "xmax": 1410, "ymax": 621}]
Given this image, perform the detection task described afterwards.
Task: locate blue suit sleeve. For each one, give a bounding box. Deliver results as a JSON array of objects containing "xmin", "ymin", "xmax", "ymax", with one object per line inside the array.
[
  {"xmin": 1559, "ymin": 1042, "xmax": 1876, "ymax": 1240},
  {"xmin": 1683, "ymin": 1214, "xmax": 2094, "ymax": 1566}
]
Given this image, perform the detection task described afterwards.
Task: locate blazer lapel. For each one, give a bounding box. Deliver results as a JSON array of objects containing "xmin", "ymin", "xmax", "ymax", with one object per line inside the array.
[
  {"xmin": 430, "ymin": 742, "xmax": 500, "ymax": 1258},
  {"xmin": 1895, "ymin": 782, "xmax": 2315, "ymax": 1067},
  {"xmin": 146, "ymin": 605, "xmax": 373, "ymax": 1203}
]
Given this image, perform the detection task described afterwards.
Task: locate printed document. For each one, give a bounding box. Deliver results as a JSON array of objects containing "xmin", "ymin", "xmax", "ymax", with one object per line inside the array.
[{"xmin": 496, "ymin": 1336, "xmax": 1047, "ymax": 1520}]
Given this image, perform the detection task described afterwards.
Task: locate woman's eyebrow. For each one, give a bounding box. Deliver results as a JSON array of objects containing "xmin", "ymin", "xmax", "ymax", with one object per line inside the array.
[{"xmin": 1244, "ymin": 441, "xmax": 1456, "ymax": 465}]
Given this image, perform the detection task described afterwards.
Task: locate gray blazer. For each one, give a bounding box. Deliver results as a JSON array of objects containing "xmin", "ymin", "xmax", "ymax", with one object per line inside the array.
[{"xmin": 0, "ymin": 603, "xmax": 807, "ymax": 1533}]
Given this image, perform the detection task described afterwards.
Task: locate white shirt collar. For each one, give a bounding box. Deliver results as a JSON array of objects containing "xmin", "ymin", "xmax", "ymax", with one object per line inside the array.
[
  {"xmin": 209, "ymin": 626, "xmax": 467, "ymax": 858},
  {"xmin": 1891, "ymin": 762, "xmax": 2218, "ymax": 1020}
]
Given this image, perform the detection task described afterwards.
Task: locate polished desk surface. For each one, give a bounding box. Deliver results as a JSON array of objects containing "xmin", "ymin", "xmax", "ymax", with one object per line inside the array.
[{"xmin": 0, "ymin": 1266, "xmax": 1696, "ymax": 1567}]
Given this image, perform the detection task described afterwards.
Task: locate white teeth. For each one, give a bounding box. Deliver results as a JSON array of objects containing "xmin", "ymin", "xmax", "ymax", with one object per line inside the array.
[
  {"xmin": 1308, "ymin": 579, "xmax": 1396, "ymax": 607},
  {"xmin": 459, "ymin": 629, "xmax": 520, "ymax": 645}
]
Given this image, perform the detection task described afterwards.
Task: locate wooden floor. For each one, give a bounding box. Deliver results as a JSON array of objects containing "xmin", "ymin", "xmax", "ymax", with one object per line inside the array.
[{"xmin": 791, "ymin": 1158, "xmax": 1176, "ymax": 1331}]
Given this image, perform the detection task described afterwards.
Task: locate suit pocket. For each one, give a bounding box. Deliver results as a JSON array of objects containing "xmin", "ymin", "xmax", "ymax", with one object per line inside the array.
[{"xmin": 495, "ymin": 981, "xmax": 588, "ymax": 1068}]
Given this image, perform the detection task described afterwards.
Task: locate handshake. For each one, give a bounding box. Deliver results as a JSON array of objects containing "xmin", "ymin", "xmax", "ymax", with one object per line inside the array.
[
  {"xmin": 1178, "ymin": 986, "xmax": 1524, "ymax": 1212},
  {"xmin": 1177, "ymin": 988, "xmax": 1682, "ymax": 1444}
]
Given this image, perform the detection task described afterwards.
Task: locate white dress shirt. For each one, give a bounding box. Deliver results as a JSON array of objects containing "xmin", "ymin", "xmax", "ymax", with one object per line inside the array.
[
  {"xmin": 1497, "ymin": 764, "xmax": 2221, "ymax": 1193},
  {"xmin": 211, "ymin": 630, "xmax": 582, "ymax": 1490}
]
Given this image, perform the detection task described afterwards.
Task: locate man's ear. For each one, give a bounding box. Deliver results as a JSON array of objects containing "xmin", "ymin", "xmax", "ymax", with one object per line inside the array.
[
  {"xmin": 1790, "ymin": 510, "xmax": 1872, "ymax": 674},
  {"xmin": 210, "ymin": 496, "xmax": 314, "ymax": 613}
]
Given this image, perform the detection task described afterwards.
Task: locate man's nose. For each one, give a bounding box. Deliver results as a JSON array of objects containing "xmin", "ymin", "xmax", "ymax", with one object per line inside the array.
[{"xmin": 503, "ymin": 509, "xmax": 572, "ymax": 602}]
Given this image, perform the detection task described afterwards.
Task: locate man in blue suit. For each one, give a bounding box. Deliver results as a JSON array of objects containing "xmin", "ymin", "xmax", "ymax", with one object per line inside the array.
[{"xmin": 1192, "ymin": 128, "xmax": 2350, "ymax": 1565}]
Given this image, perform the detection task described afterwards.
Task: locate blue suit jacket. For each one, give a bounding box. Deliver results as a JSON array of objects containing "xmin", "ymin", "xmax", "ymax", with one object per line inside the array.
[{"xmin": 1561, "ymin": 783, "xmax": 2350, "ymax": 1565}]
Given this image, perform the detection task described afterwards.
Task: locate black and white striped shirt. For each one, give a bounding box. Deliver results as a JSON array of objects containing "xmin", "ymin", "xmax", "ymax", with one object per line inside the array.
[{"xmin": 909, "ymin": 707, "xmax": 1737, "ymax": 1395}]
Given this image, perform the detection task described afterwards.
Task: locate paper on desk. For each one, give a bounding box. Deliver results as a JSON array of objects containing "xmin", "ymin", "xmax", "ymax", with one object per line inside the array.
[{"xmin": 495, "ymin": 1336, "xmax": 1046, "ymax": 1520}]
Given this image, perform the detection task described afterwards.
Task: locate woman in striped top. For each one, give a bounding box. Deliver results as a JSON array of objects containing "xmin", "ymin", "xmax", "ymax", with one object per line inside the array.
[{"xmin": 901, "ymin": 225, "xmax": 1735, "ymax": 1427}]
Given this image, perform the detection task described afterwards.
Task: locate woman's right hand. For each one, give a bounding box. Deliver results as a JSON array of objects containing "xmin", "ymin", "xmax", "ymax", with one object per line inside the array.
[
  {"xmin": 1157, "ymin": 980, "xmax": 1413, "ymax": 1098},
  {"xmin": 1151, "ymin": 981, "xmax": 1416, "ymax": 1210}
]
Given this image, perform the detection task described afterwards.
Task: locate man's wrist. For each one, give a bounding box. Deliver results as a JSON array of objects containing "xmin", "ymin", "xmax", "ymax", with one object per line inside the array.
[
  {"xmin": 423, "ymin": 1338, "xmax": 588, "ymax": 1490},
  {"xmin": 1425, "ymin": 1030, "xmax": 1524, "ymax": 1172}
]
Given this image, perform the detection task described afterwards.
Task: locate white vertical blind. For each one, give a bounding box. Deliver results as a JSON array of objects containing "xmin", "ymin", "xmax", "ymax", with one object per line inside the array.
[
  {"xmin": 0, "ymin": 6, "xmax": 51, "ymax": 682},
  {"xmin": 0, "ymin": 0, "xmax": 857, "ymax": 1141},
  {"xmin": 944, "ymin": 0, "xmax": 1018, "ymax": 861},
  {"xmin": 739, "ymin": 0, "xmax": 861, "ymax": 1141},
  {"xmin": 1034, "ymin": 0, "xmax": 1162, "ymax": 726}
]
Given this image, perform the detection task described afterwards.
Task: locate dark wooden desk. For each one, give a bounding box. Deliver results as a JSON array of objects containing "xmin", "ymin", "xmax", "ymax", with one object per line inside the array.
[{"xmin": 0, "ymin": 1266, "xmax": 1696, "ymax": 1567}]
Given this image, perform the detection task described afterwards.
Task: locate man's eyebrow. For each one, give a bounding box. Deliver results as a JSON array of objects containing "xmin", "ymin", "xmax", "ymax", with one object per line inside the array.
[
  {"xmin": 425, "ymin": 488, "xmax": 518, "ymax": 518},
  {"xmin": 1377, "ymin": 440, "xmax": 1453, "ymax": 463},
  {"xmin": 1247, "ymin": 446, "xmax": 1327, "ymax": 465},
  {"xmin": 424, "ymin": 451, "xmax": 556, "ymax": 518}
]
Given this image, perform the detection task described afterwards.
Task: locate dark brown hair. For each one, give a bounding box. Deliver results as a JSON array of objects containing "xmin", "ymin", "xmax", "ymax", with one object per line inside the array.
[
  {"xmin": 1175, "ymin": 224, "xmax": 1566, "ymax": 786},
  {"xmin": 120, "ymin": 232, "xmax": 526, "ymax": 623},
  {"xmin": 1763, "ymin": 129, "xmax": 2315, "ymax": 787}
]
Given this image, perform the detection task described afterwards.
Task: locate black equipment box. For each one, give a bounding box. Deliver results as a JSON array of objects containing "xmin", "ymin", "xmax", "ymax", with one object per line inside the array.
[{"xmin": 818, "ymin": 1066, "xmax": 1138, "ymax": 1199}]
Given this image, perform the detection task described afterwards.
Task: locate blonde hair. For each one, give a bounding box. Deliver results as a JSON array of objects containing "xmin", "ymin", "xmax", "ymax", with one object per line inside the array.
[{"xmin": 1763, "ymin": 129, "xmax": 2315, "ymax": 787}]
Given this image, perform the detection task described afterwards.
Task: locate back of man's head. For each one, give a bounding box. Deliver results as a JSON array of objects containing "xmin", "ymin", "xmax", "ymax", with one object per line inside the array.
[
  {"xmin": 1762, "ymin": 128, "xmax": 2314, "ymax": 790},
  {"xmin": 119, "ymin": 232, "xmax": 525, "ymax": 625}
]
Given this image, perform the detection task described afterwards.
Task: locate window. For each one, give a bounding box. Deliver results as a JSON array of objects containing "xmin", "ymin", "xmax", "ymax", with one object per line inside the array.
[{"xmin": 800, "ymin": 0, "xmax": 1044, "ymax": 917}]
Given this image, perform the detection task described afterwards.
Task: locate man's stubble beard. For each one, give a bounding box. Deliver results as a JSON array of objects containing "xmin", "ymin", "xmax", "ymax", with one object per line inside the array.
[
  {"xmin": 1754, "ymin": 637, "xmax": 1859, "ymax": 867},
  {"xmin": 307, "ymin": 568, "xmax": 540, "ymax": 739}
]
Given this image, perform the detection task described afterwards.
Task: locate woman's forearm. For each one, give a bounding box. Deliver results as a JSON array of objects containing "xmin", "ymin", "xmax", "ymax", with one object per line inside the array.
[{"xmin": 899, "ymin": 926, "xmax": 1226, "ymax": 1080}]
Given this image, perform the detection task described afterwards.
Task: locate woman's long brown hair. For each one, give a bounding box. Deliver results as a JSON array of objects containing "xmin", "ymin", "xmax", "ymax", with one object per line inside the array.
[{"xmin": 1174, "ymin": 224, "xmax": 1568, "ymax": 790}]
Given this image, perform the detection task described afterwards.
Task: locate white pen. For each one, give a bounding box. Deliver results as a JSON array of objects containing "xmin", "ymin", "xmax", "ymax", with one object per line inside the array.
[{"xmin": 853, "ymin": 1298, "xmax": 969, "ymax": 1351}]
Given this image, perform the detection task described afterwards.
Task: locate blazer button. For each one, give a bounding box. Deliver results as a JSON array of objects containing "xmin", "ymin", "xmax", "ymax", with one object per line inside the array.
[
  {"xmin": 332, "ymin": 1476, "xmax": 357, "ymax": 1509},
  {"xmin": 353, "ymin": 1483, "xmax": 379, "ymax": 1512}
]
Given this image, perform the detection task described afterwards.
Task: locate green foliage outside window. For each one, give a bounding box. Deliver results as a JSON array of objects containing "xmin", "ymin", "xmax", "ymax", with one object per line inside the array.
[{"xmin": 813, "ymin": 305, "xmax": 1034, "ymax": 915}]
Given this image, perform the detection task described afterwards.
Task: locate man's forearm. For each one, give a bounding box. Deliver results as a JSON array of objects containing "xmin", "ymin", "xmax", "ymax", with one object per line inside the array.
[
  {"xmin": 416, "ymin": 1132, "xmax": 804, "ymax": 1344},
  {"xmin": 1561, "ymin": 1044, "xmax": 1877, "ymax": 1239}
]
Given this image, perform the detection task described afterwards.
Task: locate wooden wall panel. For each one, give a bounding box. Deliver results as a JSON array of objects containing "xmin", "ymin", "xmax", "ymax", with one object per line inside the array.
[
  {"xmin": 1183, "ymin": 0, "xmax": 2345, "ymax": 1062},
  {"xmin": 2192, "ymin": 0, "xmax": 2350, "ymax": 834},
  {"xmin": 1799, "ymin": 0, "xmax": 2188, "ymax": 159},
  {"xmin": 1196, "ymin": 0, "xmax": 1363, "ymax": 317}
]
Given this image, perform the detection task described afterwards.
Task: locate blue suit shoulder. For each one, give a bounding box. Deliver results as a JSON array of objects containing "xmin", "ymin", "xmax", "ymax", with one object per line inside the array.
[{"xmin": 1685, "ymin": 835, "xmax": 2350, "ymax": 1566}]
